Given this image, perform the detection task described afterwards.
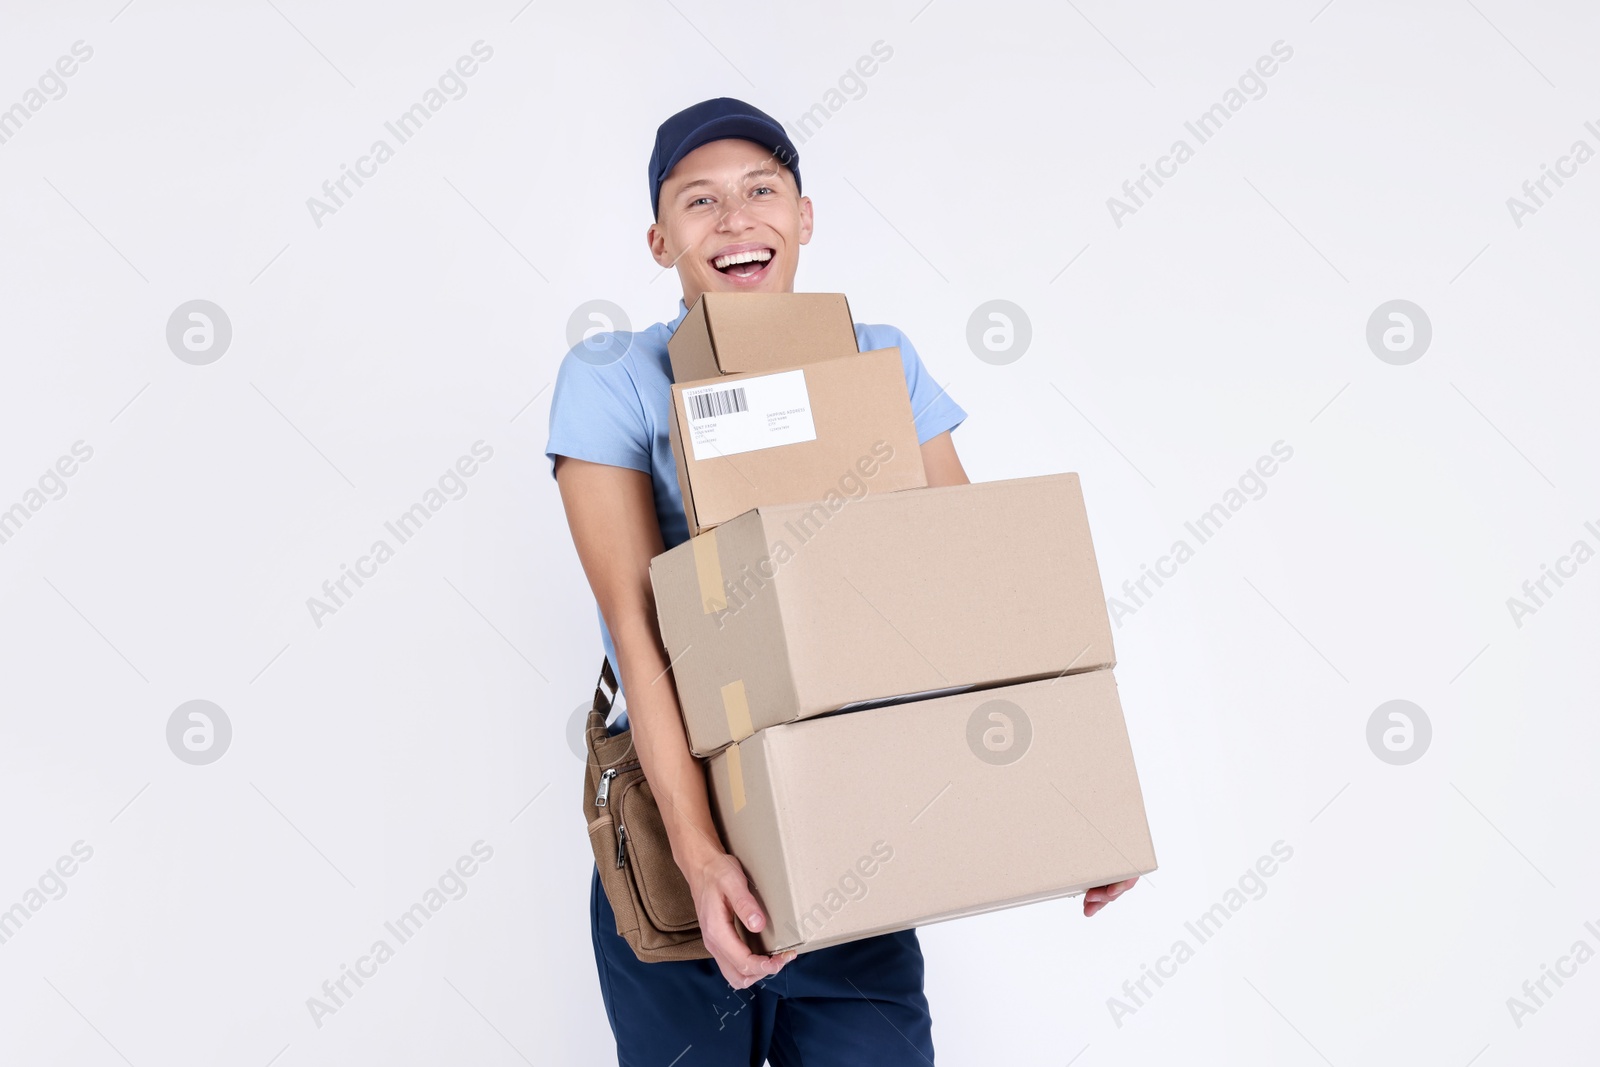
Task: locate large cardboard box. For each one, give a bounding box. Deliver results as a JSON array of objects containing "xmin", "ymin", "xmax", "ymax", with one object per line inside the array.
[
  {"xmin": 652, "ymin": 473, "xmax": 1116, "ymax": 756},
  {"xmin": 668, "ymin": 292, "xmax": 860, "ymax": 383},
  {"xmin": 667, "ymin": 349, "xmax": 927, "ymax": 537},
  {"xmin": 706, "ymin": 669, "xmax": 1157, "ymax": 954}
]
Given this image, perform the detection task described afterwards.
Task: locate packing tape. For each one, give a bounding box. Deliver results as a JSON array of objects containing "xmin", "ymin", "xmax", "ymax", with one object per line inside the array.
[
  {"xmin": 692, "ymin": 529, "xmax": 726, "ymax": 613},
  {"xmin": 721, "ymin": 678, "xmax": 754, "ymax": 744},
  {"xmin": 725, "ymin": 742, "xmax": 746, "ymax": 813}
]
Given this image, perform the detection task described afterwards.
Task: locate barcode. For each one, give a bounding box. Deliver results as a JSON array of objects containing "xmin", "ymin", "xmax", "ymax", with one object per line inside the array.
[{"xmin": 687, "ymin": 387, "xmax": 748, "ymax": 421}]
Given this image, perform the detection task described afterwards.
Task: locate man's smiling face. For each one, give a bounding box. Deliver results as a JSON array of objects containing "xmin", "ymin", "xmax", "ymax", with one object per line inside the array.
[{"xmin": 647, "ymin": 137, "xmax": 813, "ymax": 308}]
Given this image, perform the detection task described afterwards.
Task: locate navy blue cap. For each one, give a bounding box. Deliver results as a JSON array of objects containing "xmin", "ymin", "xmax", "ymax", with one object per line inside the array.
[{"xmin": 649, "ymin": 97, "xmax": 801, "ymax": 219}]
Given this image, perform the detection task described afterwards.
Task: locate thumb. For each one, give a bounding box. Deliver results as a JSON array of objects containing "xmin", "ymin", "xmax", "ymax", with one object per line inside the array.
[{"xmin": 724, "ymin": 881, "xmax": 766, "ymax": 933}]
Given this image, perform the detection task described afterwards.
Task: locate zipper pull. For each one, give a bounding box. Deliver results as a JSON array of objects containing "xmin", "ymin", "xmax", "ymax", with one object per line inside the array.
[
  {"xmin": 596, "ymin": 767, "xmax": 618, "ymax": 807},
  {"xmin": 615, "ymin": 824, "xmax": 628, "ymax": 868}
]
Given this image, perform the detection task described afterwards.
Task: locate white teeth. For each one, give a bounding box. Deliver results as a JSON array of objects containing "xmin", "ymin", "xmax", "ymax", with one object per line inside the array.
[{"xmin": 714, "ymin": 249, "xmax": 773, "ymax": 269}]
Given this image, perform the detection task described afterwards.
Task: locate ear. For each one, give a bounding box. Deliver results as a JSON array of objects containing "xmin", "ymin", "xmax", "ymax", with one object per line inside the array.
[
  {"xmin": 646, "ymin": 220, "xmax": 674, "ymax": 268},
  {"xmin": 797, "ymin": 195, "xmax": 815, "ymax": 246}
]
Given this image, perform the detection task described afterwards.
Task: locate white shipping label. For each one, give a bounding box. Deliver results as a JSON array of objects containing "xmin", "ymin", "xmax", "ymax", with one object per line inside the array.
[{"xmin": 682, "ymin": 369, "xmax": 818, "ymax": 461}]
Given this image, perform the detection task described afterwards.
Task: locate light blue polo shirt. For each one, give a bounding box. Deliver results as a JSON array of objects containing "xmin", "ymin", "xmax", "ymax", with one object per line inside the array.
[{"xmin": 545, "ymin": 297, "xmax": 967, "ymax": 725}]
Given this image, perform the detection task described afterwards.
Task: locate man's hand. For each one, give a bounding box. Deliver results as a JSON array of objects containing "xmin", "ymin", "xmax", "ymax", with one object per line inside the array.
[
  {"xmin": 1083, "ymin": 876, "xmax": 1139, "ymax": 917},
  {"xmin": 691, "ymin": 851, "xmax": 796, "ymax": 989}
]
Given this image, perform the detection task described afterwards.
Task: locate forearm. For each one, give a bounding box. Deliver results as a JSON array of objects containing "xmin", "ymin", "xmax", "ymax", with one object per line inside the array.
[
  {"xmin": 610, "ymin": 617, "xmax": 725, "ymax": 886},
  {"xmin": 555, "ymin": 459, "xmax": 737, "ymax": 902}
]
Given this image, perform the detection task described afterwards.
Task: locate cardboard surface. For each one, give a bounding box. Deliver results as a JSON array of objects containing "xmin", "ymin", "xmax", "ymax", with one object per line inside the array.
[
  {"xmin": 666, "ymin": 348, "xmax": 927, "ymax": 537},
  {"xmin": 706, "ymin": 669, "xmax": 1157, "ymax": 954},
  {"xmin": 652, "ymin": 473, "xmax": 1117, "ymax": 756},
  {"xmin": 668, "ymin": 292, "xmax": 859, "ymax": 384}
]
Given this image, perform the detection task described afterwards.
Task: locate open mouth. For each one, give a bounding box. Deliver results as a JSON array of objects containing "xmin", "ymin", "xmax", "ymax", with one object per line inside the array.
[{"xmin": 712, "ymin": 247, "xmax": 775, "ymax": 281}]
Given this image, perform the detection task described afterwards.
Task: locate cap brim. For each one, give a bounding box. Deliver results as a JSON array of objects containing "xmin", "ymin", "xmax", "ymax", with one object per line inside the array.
[{"xmin": 657, "ymin": 115, "xmax": 796, "ymax": 207}]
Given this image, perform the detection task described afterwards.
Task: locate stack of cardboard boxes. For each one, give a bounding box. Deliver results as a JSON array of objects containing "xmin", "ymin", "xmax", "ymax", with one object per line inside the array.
[{"xmin": 650, "ymin": 293, "xmax": 1157, "ymax": 955}]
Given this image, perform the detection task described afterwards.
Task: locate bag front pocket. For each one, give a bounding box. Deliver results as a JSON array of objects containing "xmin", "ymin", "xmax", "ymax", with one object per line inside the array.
[{"xmin": 613, "ymin": 775, "xmax": 699, "ymax": 932}]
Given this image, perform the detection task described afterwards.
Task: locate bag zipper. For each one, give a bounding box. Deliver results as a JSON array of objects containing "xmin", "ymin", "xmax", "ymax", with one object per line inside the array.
[
  {"xmin": 615, "ymin": 823, "xmax": 628, "ymax": 868},
  {"xmin": 595, "ymin": 760, "xmax": 642, "ymax": 808}
]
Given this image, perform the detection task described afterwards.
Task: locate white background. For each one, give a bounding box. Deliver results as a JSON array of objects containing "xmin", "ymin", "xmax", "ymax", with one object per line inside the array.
[{"xmin": 2, "ymin": 0, "xmax": 1597, "ymax": 1064}]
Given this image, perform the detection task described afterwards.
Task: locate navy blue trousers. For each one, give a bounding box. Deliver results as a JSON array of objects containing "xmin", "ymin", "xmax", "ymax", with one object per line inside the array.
[{"xmin": 589, "ymin": 865, "xmax": 937, "ymax": 1065}]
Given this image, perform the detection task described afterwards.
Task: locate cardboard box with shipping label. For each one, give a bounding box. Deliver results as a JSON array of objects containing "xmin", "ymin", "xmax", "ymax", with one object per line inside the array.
[
  {"xmin": 666, "ymin": 348, "xmax": 927, "ymax": 537},
  {"xmin": 651, "ymin": 472, "xmax": 1116, "ymax": 756},
  {"xmin": 706, "ymin": 669, "xmax": 1157, "ymax": 954}
]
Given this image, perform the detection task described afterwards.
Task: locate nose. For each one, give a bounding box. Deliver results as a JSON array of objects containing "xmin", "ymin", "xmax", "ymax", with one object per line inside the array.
[{"xmin": 716, "ymin": 194, "xmax": 751, "ymax": 233}]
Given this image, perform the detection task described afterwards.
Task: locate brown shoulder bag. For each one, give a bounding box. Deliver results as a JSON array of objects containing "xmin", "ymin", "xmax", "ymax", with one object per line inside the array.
[{"xmin": 582, "ymin": 657, "xmax": 710, "ymax": 962}]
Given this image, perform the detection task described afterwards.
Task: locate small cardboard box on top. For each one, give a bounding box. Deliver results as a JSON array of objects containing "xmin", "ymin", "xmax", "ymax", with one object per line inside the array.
[
  {"xmin": 667, "ymin": 292, "xmax": 861, "ymax": 381},
  {"xmin": 705, "ymin": 668, "xmax": 1158, "ymax": 955},
  {"xmin": 650, "ymin": 473, "xmax": 1117, "ymax": 757},
  {"xmin": 664, "ymin": 292, "xmax": 926, "ymax": 536}
]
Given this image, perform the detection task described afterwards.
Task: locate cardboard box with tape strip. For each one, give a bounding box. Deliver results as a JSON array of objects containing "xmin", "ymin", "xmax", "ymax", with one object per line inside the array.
[
  {"xmin": 650, "ymin": 472, "xmax": 1116, "ymax": 757},
  {"xmin": 665, "ymin": 291, "xmax": 928, "ymax": 536},
  {"xmin": 706, "ymin": 668, "xmax": 1157, "ymax": 955}
]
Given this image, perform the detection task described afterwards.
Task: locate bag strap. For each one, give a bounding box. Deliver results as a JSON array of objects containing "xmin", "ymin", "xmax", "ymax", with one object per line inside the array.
[
  {"xmin": 586, "ymin": 655, "xmax": 637, "ymax": 769},
  {"xmin": 594, "ymin": 657, "xmax": 617, "ymax": 717}
]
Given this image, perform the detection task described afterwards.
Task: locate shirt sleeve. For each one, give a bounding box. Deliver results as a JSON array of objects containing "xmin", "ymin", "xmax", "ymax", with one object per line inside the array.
[
  {"xmin": 885, "ymin": 325, "xmax": 967, "ymax": 444},
  {"xmin": 544, "ymin": 345, "xmax": 652, "ymax": 480}
]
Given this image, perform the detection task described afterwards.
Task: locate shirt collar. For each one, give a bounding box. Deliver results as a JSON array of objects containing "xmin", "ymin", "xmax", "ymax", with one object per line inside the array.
[{"xmin": 666, "ymin": 297, "xmax": 690, "ymax": 333}]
